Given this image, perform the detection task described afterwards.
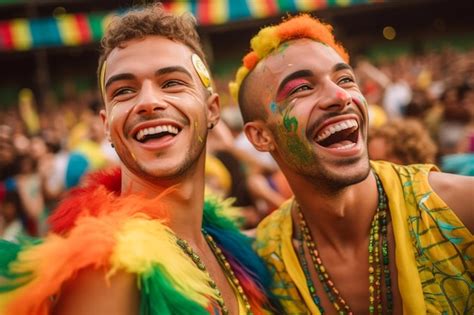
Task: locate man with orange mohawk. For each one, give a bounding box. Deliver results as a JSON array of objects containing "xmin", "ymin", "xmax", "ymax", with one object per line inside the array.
[{"xmin": 231, "ymin": 14, "xmax": 473, "ymax": 314}]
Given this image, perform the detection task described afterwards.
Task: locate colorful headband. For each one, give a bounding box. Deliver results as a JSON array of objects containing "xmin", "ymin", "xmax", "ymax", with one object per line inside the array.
[{"xmin": 229, "ymin": 14, "xmax": 349, "ymax": 101}]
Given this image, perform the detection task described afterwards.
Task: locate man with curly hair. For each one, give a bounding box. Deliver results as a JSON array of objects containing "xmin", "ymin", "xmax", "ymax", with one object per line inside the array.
[
  {"xmin": 0, "ymin": 4, "xmax": 279, "ymax": 315},
  {"xmin": 231, "ymin": 14, "xmax": 473, "ymax": 314}
]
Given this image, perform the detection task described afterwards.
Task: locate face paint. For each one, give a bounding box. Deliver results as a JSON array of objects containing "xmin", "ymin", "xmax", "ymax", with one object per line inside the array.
[
  {"xmin": 271, "ymin": 100, "xmax": 314, "ymax": 166},
  {"xmin": 270, "ymin": 102, "xmax": 278, "ymax": 113},
  {"xmin": 276, "ymin": 78, "xmax": 308, "ymax": 102},
  {"xmin": 359, "ymin": 95, "xmax": 368, "ymax": 107},
  {"xmin": 191, "ymin": 54, "xmax": 213, "ymax": 93},
  {"xmin": 276, "ymin": 42, "xmax": 290, "ymax": 54},
  {"xmin": 283, "ymin": 109, "xmax": 298, "ymax": 133},
  {"xmin": 336, "ymin": 90, "xmax": 348, "ymax": 101},
  {"xmin": 194, "ymin": 121, "xmax": 203, "ymax": 143},
  {"xmin": 276, "ymin": 122, "xmax": 315, "ymax": 166},
  {"xmin": 99, "ymin": 61, "xmax": 107, "ymax": 98}
]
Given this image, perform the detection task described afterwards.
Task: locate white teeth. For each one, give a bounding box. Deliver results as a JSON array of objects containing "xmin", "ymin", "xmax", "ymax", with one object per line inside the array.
[
  {"xmin": 136, "ymin": 124, "xmax": 179, "ymax": 141},
  {"xmin": 316, "ymin": 119, "xmax": 358, "ymax": 142},
  {"xmin": 335, "ymin": 143, "xmax": 356, "ymax": 150}
]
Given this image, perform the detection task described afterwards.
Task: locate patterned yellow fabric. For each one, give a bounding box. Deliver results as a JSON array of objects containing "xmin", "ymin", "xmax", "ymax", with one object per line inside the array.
[{"xmin": 255, "ymin": 161, "xmax": 473, "ymax": 314}]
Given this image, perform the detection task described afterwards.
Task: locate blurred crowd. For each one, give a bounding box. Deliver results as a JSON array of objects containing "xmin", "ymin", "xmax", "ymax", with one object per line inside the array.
[{"xmin": 1, "ymin": 47, "xmax": 473, "ymax": 240}]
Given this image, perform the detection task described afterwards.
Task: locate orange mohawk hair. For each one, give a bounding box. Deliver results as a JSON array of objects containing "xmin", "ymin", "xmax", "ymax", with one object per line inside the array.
[{"xmin": 229, "ymin": 14, "xmax": 349, "ymax": 101}]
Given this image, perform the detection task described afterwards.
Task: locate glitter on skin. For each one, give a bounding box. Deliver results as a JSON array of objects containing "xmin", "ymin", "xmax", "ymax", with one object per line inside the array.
[{"xmin": 194, "ymin": 121, "xmax": 203, "ymax": 143}]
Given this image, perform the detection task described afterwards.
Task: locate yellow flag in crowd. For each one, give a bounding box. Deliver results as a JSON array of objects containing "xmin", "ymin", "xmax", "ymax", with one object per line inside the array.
[{"xmin": 18, "ymin": 88, "xmax": 40, "ymax": 135}]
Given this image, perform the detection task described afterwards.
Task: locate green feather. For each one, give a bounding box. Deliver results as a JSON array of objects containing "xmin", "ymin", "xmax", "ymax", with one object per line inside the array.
[{"xmin": 139, "ymin": 265, "xmax": 209, "ymax": 315}]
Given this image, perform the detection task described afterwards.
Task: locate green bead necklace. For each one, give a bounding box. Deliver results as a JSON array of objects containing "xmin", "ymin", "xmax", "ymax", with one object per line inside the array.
[
  {"xmin": 176, "ymin": 230, "xmax": 253, "ymax": 315},
  {"xmin": 295, "ymin": 173, "xmax": 392, "ymax": 315}
]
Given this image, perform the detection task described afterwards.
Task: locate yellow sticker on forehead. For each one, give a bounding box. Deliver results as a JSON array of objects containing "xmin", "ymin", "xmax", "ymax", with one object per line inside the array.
[{"xmin": 191, "ymin": 53, "xmax": 212, "ymax": 92}]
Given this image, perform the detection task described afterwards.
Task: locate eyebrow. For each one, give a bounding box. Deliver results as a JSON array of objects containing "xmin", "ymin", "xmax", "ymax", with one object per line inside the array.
[
  {"xmin": 104, "ymin": 66, "xmax": 193, "ymax": 90},
  {"xmin": 333, "ymin": 62, "xmax": 353, "ymax": 73},
  {"xmin": 277, "ymin": 70, "xmax": 314, "ymax": 96},
  {"xmin": 105, "ymin": 73, "xmax": 135, "ymax": 90},
  {"xmin": 155, "ymin": 66, "xmax": 193, "ymax": 79}
]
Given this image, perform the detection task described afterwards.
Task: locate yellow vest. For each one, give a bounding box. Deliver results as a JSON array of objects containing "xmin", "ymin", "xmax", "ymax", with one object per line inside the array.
[{"xmin": 255, "ymin": 161, "xmax": 473, "ymax": 314}]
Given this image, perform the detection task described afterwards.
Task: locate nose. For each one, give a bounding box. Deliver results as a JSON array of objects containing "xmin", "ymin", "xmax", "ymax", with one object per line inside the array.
[
  {"xmin": 133, "ymin": 80, "xmax": 168, "ymax": 115},
  {"xmin": 318, "ymin": 81, "xmax": 352, "ymax": 111}
]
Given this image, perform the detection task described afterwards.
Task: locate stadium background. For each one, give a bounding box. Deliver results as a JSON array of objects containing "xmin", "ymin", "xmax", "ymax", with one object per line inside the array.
[{"xmin": 0, "ymin": 0, "xmax": 473, "ymax": 109}]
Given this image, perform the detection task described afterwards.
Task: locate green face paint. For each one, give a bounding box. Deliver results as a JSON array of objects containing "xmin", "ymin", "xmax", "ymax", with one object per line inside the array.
[
  {"xmin": 272, "ymin": 103, "xmax": 314, "ymax": 166},
  {"xmin": 277, "ymin": 42, "xmax": 290, "ymax": 54},
  {"xmin": 283, "ymin": 109, "xmax": 298, "ymax": 133}
]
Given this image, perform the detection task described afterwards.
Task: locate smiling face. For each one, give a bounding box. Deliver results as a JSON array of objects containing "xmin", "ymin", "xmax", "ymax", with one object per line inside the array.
[
  {"xmin": 100, "ymin": 36, "xmax": 219, "ymax": 182},
  {"xmin": 244, "ymin": 39, "xmax": 370, "ymax": 189}
]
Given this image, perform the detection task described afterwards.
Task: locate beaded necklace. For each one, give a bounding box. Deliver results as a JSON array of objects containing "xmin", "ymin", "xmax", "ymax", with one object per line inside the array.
[
  {"xmin": 176, "ymin": 229, "xmax": 253, "ymax": 315},
  {"xmin": 295, "ymin": 173, "xmax": 392, "ymax": 315}
]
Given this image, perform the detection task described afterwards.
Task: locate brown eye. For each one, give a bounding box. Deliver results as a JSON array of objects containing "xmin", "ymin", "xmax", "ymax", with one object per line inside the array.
[
  {"xmin": 338, "ymin": 77, "xmax": 354, "ymax": 85},
  {"xmin": 112, "ymin": 87, "xmax": 136, "ymax": 100},
  {"xmin": 290, "ymin": 84, "xmax": 312, "ymax": 95},
  {"xmin": 162, "ymin": 80, "xmax": 185, "ymax": 89}
]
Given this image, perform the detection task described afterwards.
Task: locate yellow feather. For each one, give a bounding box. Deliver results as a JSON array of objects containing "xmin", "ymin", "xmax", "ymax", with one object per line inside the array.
[
  {"xmin": 229, "ymin": 66, "xmax": 249, "ymax": 101},
  {"xmin": 251, "ymin": 26, "xmax": 280, "ymax": 59},
  {"xmin": 110, "ymin": 218, "xmax": 216, "ymax": 306}
]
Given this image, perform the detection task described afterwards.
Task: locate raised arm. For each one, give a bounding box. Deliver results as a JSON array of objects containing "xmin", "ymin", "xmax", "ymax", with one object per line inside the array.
[{"xmin": 429, "ymin": 171, "xmax": 474, "ymax": 234}]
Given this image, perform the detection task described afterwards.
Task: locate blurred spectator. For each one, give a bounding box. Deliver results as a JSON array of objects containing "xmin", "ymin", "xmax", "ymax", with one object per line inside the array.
[
  {"xmin": 368, "ymin": 119, "xmax": 437, "ymax": 165},
  {"xmin": 0, "ymin": 124, "xmax": 17, "ymax": 180},
  {"xmin": 357, "ymin": 59, "xmax": 412, "ymax": 119},
  {"xmin": 0, "ymin": 191, "xmax": 24, "ymax": 242},
  {"xmin": 14, "ymin": 152, "xmax": 45, "ymax": 236}
]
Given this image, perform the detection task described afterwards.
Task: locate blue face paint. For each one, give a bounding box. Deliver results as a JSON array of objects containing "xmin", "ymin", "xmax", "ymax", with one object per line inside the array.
[{"xmin": 270, "ymin": 102, "xmax": 278, "ymax": 113}]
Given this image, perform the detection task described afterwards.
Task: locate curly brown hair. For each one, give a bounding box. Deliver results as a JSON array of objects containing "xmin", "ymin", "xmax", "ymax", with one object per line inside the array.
[
  {"xmin": 97, "ymin": 3, "xmax": 207, "ymax": 98},
  {"xmin": 369, "ymin": 119, "xmax": 438, "ymax": 165}
]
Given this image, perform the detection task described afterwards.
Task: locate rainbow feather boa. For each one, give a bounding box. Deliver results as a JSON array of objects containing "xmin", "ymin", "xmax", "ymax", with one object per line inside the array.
[{"xmin": 0, "ymin": 168, "xmax": 279, "ymax": 314}]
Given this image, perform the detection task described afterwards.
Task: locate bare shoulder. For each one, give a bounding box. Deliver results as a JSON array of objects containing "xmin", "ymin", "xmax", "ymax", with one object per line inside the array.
[
  {"xmin": 52, "ymin": 268, "xmax": 139, "ymax": 315},
  {"xmin": 428, "ymin": 171, "xmax": 474, "ymax": 233}
]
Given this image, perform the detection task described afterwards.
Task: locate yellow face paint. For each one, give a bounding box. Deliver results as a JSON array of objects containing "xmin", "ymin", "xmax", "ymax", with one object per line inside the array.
[
  {"xmin": 194, "ymin": 121, "xmax": 203, "ymax": 143},
  {"xmin": 99, "ymin": 61, "xmax": 107, "ymax": 98},
  {"xmin": 191, "ymin": 54, "xmax": 213, "ymax": 93}
]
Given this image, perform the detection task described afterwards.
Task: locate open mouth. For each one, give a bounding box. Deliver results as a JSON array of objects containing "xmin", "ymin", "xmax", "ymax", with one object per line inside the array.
[
  {"xmin": 135, "ymin": 124, "xmax": 181, "ymax": 143},
  {"xmin": 314, "ymin": 119, "xmax": 359, "ymax": 149}
]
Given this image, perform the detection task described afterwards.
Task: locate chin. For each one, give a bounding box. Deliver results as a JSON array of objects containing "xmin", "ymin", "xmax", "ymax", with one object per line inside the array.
[{"xmin": 318, "ymin": 156, "xmax": 371, "ymax": 190}]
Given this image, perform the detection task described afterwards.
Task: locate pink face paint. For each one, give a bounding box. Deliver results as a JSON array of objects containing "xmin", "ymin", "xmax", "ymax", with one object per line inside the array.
[
  {"xmin": 336, "ymin": 90, "xmax": 349, "ymax": 101},
  {"xmin": 276, "ymin": 78, "xmax": 308, "ymax": 102}
]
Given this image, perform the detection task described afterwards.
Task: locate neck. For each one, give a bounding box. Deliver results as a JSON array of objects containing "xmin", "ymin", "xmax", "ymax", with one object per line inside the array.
[
  {"xmin": 120, "ymin": 159, "xmax": 206, "ymax": 244},
  {"xmin": 290, "ymin": 171, "xmax": 378, "ymax": 248}
]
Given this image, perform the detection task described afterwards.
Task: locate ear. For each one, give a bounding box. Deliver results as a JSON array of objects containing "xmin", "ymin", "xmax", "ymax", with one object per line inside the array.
[
  {"xmin": 244, "ymin": 121, "xmax": 275, "ymax": 152},
  {"xmin": 206, "ymin": 92, "xmax": 220, "ymax": 126},
  {"xmin": 99, "ymin": 109, "xmax": 112, "ymax": 142}
]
